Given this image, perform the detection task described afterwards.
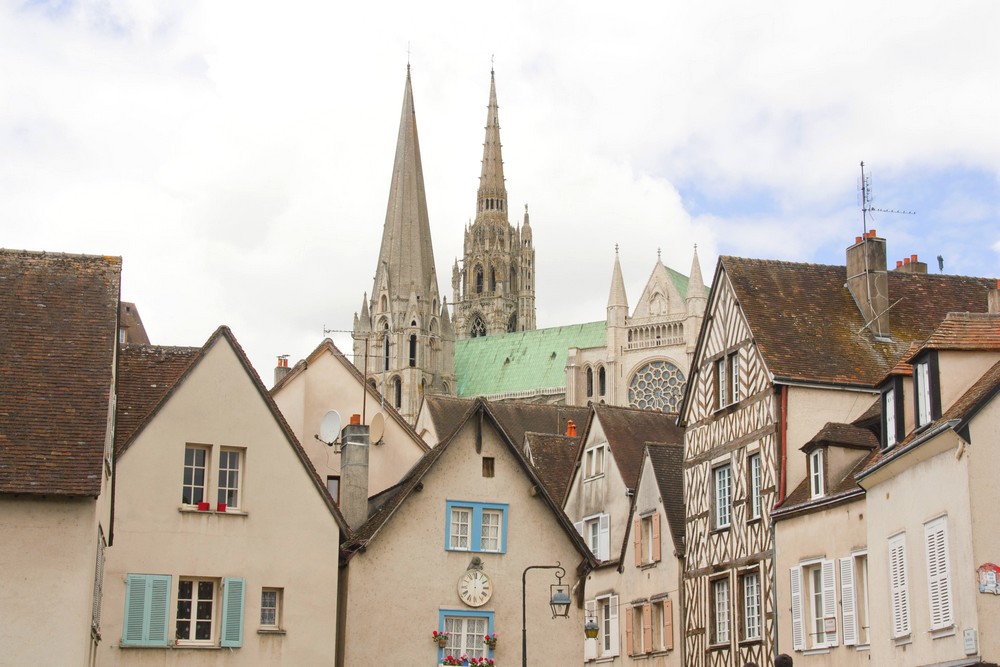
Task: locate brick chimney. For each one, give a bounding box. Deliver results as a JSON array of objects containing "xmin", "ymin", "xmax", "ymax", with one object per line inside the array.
[
  {"xmin": 846, "ymin": 230, "xmax": 890, "ymax": 340},
  {"xmin": 340, "ymin": 414, "xmax": 370, "ymax": 530},
  {"xmin": 989, "ymin": 280, "xmax": 1000, "ymax": 315},
  {"xmin": 273, "ymin": 355, "xmax": 292, "ymax": 387},
  {"xmin": 893, "ymin": 254, "xmax": 928, "ymax": 274}
]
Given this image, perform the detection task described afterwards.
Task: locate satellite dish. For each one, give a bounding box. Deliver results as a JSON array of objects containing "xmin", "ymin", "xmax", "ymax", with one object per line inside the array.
[
  {"xmin": 370, "ymin": 412, "xmax": 385, "ymax": 445},
  {"xmin": 318, "ymin": 410, "xmax": 342, "ymax": 446}
]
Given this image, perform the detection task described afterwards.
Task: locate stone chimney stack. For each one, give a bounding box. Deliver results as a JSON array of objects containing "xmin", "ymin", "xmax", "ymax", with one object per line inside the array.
[
  {"xmin": 893, "ymin": 254, "xmax": 928, "ymax": 274},
  {"xmin": 989, "ymin": 280, "xmax": 1000, "ymax": 315},
  {"xmin": 846, "ymin": 230, "xmax": 890, "ymax": 340},
  {"xmin": 340, "ymin": 415, "xmax": 370, "ymax": 531},
  {"xmin": 273, "ymin": 356, "xmax": 291, "ymax": 387}
]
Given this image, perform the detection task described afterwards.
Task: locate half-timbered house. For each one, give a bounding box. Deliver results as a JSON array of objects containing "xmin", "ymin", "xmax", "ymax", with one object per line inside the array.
[{"xmin": 677, "ymin": 233, "xmax": 996, "ymax": 666}]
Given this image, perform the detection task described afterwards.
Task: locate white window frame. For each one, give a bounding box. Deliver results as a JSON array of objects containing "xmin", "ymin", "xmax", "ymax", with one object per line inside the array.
[
  {"xmin": 809, "ymin": 449, "xmax": 824, "ymax": 499},
  {"xmin": 711, "ymin": 577, "xmax": 730, "ymax": 645},
  {"xmin": 480, "ymin": 508, "xmax": 502, "ymax": 552},
  {"xmin": 793, "ymin": 559, "xmax": 837, "ymax": 650},
  {"xmin": 715, "ymin": 357, "xmax": 727, "ymax": 409},
  {"xmin": 729, "ymin": 352, "xmax": 740, "ymax": 404},
  {"xmin": 584, "ymin": 443, "xmax": 607, "ymax": 479},
  {"xmin": 260, "ymin": 588, "xmax": 282, "ymax": 629},
  {"xmin": 578, "ymin": 513, "xmax": 611, "ymax": 561},
  {"xmin": 631, "ymin": 603, "xmax": 646, "ymax": 655},
  {"xmin": 888, "ymin": 533, "xmax": 911, "ymax": 638},
  {"xmin": 641, "ymin": 514, "xmax": 655, "ymax": 564},
  {"xmin": 840, "ymin": 551, "xmax": 869, "ymax": 647},
  {"xmin": 924, "ymin": 517, "xmax": 954, "ymax": 630},
  {"xmin": 741, "ymin": 570, "xmax": 761, "ymax": 641},
  {"xmin": 449, "ymin": 506, "xmax": 472, "ymax": 550},
  {"xmin": 182, "ymin": 445, "xmax": 209, "ymax": 506},
  {"xmin": 650, "ymin": 598, "xmax": 672, "ymax": 652},
  {"xmin": 596, "ymin": 594, "xmax": 620, "ymax": 657},
  {"xmin": 884, "ymin": 387, "xmax": 897, "ymax": 448},
  {"xmin": 217, "ymin": 448, "xmax": 243, "ymax": 511},
  {"xmin": 175, "ymin": 577, "xmax": 218, "ymax": 645},
  {"xmin": 915, "ymin": 360, "xmax": 932, "ymax": 427},
  {"xmin": 442, "ymin": 614, "xmax": 490, "ymax": 660},
  {"xmin": 713, "ymin": 464, "xmax": 732, "ymax": 529},
  {"xmin": 748, "ymin": 453, "xmax": 762, "ymax": 520}
]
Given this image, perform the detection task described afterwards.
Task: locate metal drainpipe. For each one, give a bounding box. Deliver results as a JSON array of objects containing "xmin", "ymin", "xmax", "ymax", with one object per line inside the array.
[{"xmin": 770, "ymin": 514, "xmax": 779, "ymax": 661}]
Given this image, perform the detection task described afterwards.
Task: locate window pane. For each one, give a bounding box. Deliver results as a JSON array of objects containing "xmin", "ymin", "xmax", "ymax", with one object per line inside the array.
[
  {"xmin": 481, "ymin": 510, "xmax": 501, "ymax": 552},
  {"xmin": 451, "ymin": 508, "xmax": 471, "ymax": 549}
]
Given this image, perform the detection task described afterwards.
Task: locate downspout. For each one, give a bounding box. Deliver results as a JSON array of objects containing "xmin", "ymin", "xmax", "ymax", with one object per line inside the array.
[
  {"xmin": 336, "ymin": 554, "xmax": 349, "ymax": 667},
  {"xmin": 779, "ymin": 385, "xmax": 788, "ymax": 503},
  {"xmin": 678, "ymin": 549, "xmax": 686, "ymax": 666},
  {"xmin": 770, "ymin": 518, "xmax": 779, "ymax": 661}
]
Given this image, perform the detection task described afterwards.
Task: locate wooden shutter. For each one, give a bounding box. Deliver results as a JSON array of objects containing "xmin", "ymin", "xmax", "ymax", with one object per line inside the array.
[
  {"xmin": 625, "ymin": 607, "xmax": 633, "ymax": 656},
  {"xmin": 889, "ymin": 534, "xmax": 910, "ymax": 638},
  {"xmin": 584, "ymin": 600, "xmax": 597, "ymax": 660},
  {"xmin": 651, "ymin": 513, "xmax": 661, "ymax": 563},
  {"xmin": 642, "ymin": 602, "xmax": 653, "ymax": 653},
  {"xmin": 839, "ymin": 557, "xmax": 858, "ymax": 646},
  {"xmin": 123, "ymin": 574, "xmax": 171, "ymax": 647},
  {"xmin": 925, "ymin": 519, "xmax": 953, "ymax": 629},
  {"xmin": 608, "ymin": 595, "xmax": 620, "ymax": 656},
  {"xmin": 663, "ymin": 599, "xmax": 674, "ymax": 650},
  {"xmin": 634, "ymin": 519, "xmax": 642, "ymax": 567},
  {"xmin": 599, "ymin": 514, "xmax": 611, "ymax": 561},
  {"xmin": 821, "ymin": 559, "xmax": 838, "ymax": 646},
  {"xmin": 221, "ymin": 577, "xmax": 245, "ymax": 647},
  {"xmin": 789, "ymin": 567, "xmax": 805, "ymax": 651}
]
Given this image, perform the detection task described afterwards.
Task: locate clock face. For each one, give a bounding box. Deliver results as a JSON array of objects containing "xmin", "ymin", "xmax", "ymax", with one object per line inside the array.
[{"xmin": 458, "ymin": 569, "xmax": 493, "ymax": 608}]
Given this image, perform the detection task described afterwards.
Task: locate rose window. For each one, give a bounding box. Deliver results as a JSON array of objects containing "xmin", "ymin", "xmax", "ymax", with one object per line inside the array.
[{"xmin": 628, "ymin": 360, "xmax": 686, "ymax": 412}]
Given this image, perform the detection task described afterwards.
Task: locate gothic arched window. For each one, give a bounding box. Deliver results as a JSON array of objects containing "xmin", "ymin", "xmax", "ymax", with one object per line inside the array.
[
  {"xmin": 475, "ymin": 266, "xmax": 484, "ymax": 294},
  {"xmin": 381, "ymin": 321, "xmax": 390, "ymax": 371},
  {"xmin": 489, "ymin": 267, "xmax": 496, "ymax": 292},
  {"xmin": 628, "ymin": 360, "xmax": 686, "ymax": 412},
  {"xmin": 509, "ymin": 266, "xmax": 517, "ymax": 292},
  {"xmin": 507, "ymin": 312, "xmax": 517, "ymax": 333},
  {"xmin": 586, "ymin": 367, "xmax": 594, "ymax": 398},
  {"xmin": 471, "ymin": 316, "xmax": 486, "ymax": 338},
  {"xmin": 392, "ymin": 377, "xmax": 401, "ymax": 409},
  {"xmin": 599, "ymin": 366, "xmax": 606, "ymax": 396},
  {"xmin": 408, "ymin": 334, "xmax": 417, "ymax": 367}
]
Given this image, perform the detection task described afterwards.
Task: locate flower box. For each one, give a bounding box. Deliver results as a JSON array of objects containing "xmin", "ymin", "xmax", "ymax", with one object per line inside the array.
[
  {"xmin": 217, "ymin": 502, "xmax": 227, "ymax": 512},
  {"xmin": 197, "ymin": 501, "xmax": 210, "ymax": 511}
]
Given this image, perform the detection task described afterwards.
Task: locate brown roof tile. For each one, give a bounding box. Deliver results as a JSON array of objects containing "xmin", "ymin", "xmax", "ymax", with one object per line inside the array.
[
  {"xmin": 423, "ymin": 395, "xmax": 589, "ymax": 447},
  {"xmin": 590, "ymin": 404, "xmax": 684, "ymax": 490},
  {"xmin": 912, "ymin": 312, "xmax": 1000, "ymax": 356},
  {"xmin": 524, "ymin": 432, "xmax": 580, "ymax": 502},
  {"xmin": 802, "ymin": 422, "xmax": 879, "ymax": 452},
  {"xmin": 722, "ymin": 257, "xmax": 996, "ymax": 386},
  {"xmin": 0, "ymin": 250, "xmax": 121, "ymax": 496},
  {"xmin": 646, "ymin": 443, "xmax": 685, "ymax": 552}
]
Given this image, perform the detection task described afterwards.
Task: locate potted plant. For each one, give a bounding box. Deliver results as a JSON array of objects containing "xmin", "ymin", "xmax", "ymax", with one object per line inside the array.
[
  {"xmin": 432, "ymin": 630, "xmax": 450, "ymax": 648},
  {"xmin": 470, "ymin": 658, "xmax": 496, "ymax": 666},
  {"xmin": 197, "ymin": 501, "xmax": 210, "ymax": 511},
  {"xmin": 483, "ymin": 632, "xmax": 498, "ymax": 650},
  {"xmin": 441, "ymin": 655, "xmax": 467, "ymax": 666}
]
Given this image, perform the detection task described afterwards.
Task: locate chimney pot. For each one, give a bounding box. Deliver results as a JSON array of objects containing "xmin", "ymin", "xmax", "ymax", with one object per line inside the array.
[
  {"xmin": 904, "ymin": 257, "xmax": 911, "ymax": 265},
  {"xmin": 566, "ymin": 420, "xmax": 577, "ymax": 437},
  {"xmin": 896, "ymin": 260, "xmax": 903, "ymax": 268},
  {"xmin": 855, "ymin": 236, "xmax": 863, "ymax": 244},
  {"xmin": 870, "ymin": 229, "xmax": 877, "ymax": 238},
  {"xmin": 350, "ymin": 413, "xmax": 361, "ymax": 425},
  {"xmin": 911, "ymin": 254, "xmax": 918, "ymax": 262}
]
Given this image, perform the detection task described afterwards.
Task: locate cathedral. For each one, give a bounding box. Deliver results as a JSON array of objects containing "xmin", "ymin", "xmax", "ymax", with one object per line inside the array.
[{"xmin": 352, "ymin": 66, "xmax": 706, "ymax": 423}]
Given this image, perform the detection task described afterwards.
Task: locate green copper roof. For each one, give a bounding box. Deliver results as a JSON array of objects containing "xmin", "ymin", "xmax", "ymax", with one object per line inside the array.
[
  {"xmin": 666, "ymin": 265, "xmax": 690, "ymax": 299},
  {"xmin": 455, "ymin": 321, "xmax": 606, "ymax": 397}
]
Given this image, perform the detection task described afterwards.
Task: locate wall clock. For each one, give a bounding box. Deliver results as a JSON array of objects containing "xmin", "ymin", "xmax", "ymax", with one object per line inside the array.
[{"xmin": 458, "ymin": 569, "xmax": 493, "ymax": 607}]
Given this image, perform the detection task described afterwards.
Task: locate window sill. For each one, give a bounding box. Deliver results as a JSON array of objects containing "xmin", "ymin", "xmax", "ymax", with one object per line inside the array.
[
  {"xmin": 639, "ymin": 561, "xmax": 658, "ymax": 570},
  {"xmin": 739, "ymin": 637, "xmax": 762, "ymax": 646},
  {"xmin": 711, "ymin": 526, "xmax": 731, "ymax": 535},
  {"xmin": 892, "ymin": 634, "xmax": 912, "ymax": 647},
  {"xmin": 707, "ymin": 642, "xmax": 729, "ymax": 652},
  {"xmin": 257, "ymin": 628, "xmax": 286, "ymax": 635},
  {"xmin": 178, "ymin": 506, "xmax": 249, "ymax": 517},
  {"xmin": 802, "ymin": 647, "xmax": 831, "ymax": 656},
  {"xmin": 929, "ymin": 626, "xmax": 956, "ymax": 640},
  {"xmin": 583, "ymin": 474, "xmax": 606, "ymax": 482},
  {"xmin": 854, "ymin": 643, "xmax": 870, "ymax": 651},
  {"xmin": 119, "ymin": 643, "xmax": 223, "ymax": 650}
]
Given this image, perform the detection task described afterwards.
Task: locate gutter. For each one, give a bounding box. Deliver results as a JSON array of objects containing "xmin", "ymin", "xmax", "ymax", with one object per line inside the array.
[
  {"xmin": 855, "ymin": 419, "xmax": 959, "ymax": 483},
  {"xmin": 771, "ymin": 487, "xmax": 864, "ymax": 521}
]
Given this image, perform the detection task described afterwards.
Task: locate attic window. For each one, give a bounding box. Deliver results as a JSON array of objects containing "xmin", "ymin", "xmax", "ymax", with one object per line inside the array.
[
  {"xmin": 809, "ymin": 449, "xmax": 824, "ymax": 499},
  {"xmin": 482, "ymin": 457, "xmax": 495, "ymax": 478}
]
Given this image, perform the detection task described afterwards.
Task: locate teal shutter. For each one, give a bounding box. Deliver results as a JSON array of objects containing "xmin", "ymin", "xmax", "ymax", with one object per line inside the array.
[
  {"xmin": 122, "ymin": 574, "xmax": 171, "ymax": 646},
  {"xmin": 221, "ymin": 577, "xmax": 245, "ymax": 647}
]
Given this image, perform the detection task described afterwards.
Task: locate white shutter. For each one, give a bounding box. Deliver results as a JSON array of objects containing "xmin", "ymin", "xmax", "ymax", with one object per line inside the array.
[
  {"xmin": 599, "ymin": 514, "xmax": 611, "ymax": 561},
  {"xmin": 574, "ymin": 521, "xmax": 584, "ymax": 538},
  {"xmin": 840, "ymin": 557, "xmax": 858, "ymax": 646},
  {"xmin": 790, "ymin": 567, "xmax": 805, "ymax": 651},
  {"xmin": 608, "ymin": 595, "xmax": 620, "ymax": 656},
  {"xmin": 925, "ymin": 518, "xmax": 953, "ymax": 629},
  {"xmin": 821, "ymin": 559, "xmax": 838, "ymax": 647},
  {"xmin": 888, "ymin": 534, "xmax": 910, "ymax": 637},
  {"xmin": 585, "ymin": 600, "xmax": 597, "ymax": 660}
]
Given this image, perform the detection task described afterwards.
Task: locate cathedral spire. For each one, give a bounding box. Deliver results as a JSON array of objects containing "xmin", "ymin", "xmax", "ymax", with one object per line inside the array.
[
  {"xmin": 373, "ymin": 66, "xmax": 438, "ymax": 307},
  {"xmin": 477, "ymin": 69, "xmax": 507, "ymax": 218},
  {"xmin": 686, "ymin": 244, "xmax": 707, "ymax": 317},
  {"xmin": 608, "ymin": 245, "xmax": 629, "ymax": 310}
]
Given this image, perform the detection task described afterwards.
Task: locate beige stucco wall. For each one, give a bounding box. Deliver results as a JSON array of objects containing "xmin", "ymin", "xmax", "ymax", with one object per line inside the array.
[
  {"xmin": 784, "ymin": 386, "xmax": 876, "ymax": 496},
  {"xmin": 937, "ymin": 350, "xmax": 1000, "ymax": 412},
  {"xmin": 272, "ymin": 348, "xmax": 427, "ymax": 496},
  {"xmin": 343, "ymin": 416, "xmax": 587, "ymax": 666},
  {"xmin": 864, "ymin": 430, "xmax": 979, "ymax": 667},
  {"xmin": 102, "ymin": 336, "xmax": 343, "ymax": 665},
  {"xmin": 0, "ymin": 496, "xmax": 101, "ymax": 667},
  {"xmin": 774, "ymin": 494, "xmax": 869, "ymax": 666}
]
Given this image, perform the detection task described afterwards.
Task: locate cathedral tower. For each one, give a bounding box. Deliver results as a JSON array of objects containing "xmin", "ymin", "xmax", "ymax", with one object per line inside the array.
[
  {"xmin": 452, "ymin": 70, "xmax": 536, "ymax": 338},
  {"xmin": 353, "ymin": 67, "xmax": 455, "ymax": 424}
]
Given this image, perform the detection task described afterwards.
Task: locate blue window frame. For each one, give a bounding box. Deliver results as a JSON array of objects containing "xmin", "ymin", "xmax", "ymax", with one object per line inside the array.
[
  {"xmin": 438, "ymin": 608, "xmax": 495, "ymax": 662},
  {"xmin": 445, "ymin": 500, "xmax": 509, "ymax": 553}
]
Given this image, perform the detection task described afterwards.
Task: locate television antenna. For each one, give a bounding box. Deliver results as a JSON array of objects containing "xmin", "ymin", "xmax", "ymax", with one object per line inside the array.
[{"xmin": 858, "ymin": 161, "xmax": 915, "ymax": 235}]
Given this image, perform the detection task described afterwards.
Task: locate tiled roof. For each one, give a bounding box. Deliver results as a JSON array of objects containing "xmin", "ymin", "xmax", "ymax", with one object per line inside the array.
[
  {"xmin": 590, "ymin": 404, "xmax": 684, "ymax": 490},
  {"xmin": 455, "ymin": 321, "xmax": 606, "ymax": 397},
  {"xmin": 0, "ymin": 250, "xmax": 121, "ymax": 496},
  {"xmin": 912, "ymin": 312, "xmax": 1000, "ymax": 355},
  {"xmin": 802, "ymin": 422, "xmax": 879, "ymax": 452},
  {"xmin": 119, "ymin": 302, "xmax": 150, "ymax": 345},
  {"xmin": 721, "ymin": 257, "xmax": 996, "ymax": 386},
  {"xmin": 115, "ymin": 345, "xmax": 200, "ymax": 454},
  {"xmin": 524, "ymin": 432, "xmax": 580, "ymax": 502},
  {"xmin": 422, "ymin": 394, "xmax": 590, "ymax": 448},
  {"xmin": 646, "ymin": 443, "xmax": 685, "ymax": 553},
  {"xmin": 775, "ymin": 449, "xmax": 871, "ymax": 518}
]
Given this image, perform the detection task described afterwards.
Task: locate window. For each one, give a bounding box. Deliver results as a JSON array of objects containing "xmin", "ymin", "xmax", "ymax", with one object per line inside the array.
[
  {"xmin": 475, "ymin": 266, "xmax": 484, "ymax": 294},
  {"xmin": 381, "ymin": 322, "xmax": 390, "ymax": 371},
  {"xmin": 176, "ymin": 578, "xmax": 216, "ymax": 643},
  {"xmin": 627, "ymin": 603, "xmax": 651, "ymax": 655},
  {"xmin": 913, "ymin": 354, "xmax": 940, "ymax": 428},
  {"xmin": 748, "ymin": 453, "xmax": 762, "ymax": 520},
  {"xmin": 583, "ymin": 443, "xmax": 606, "ymax": 479},
  {"xmin": 711, "ymin": 578, "xmax": 730, "ymax": 645},
  {"xmin": 392, "ymin": 376, "xmax": 401, "ymax": 409},
  {"xmin": 408, "ymin": 334, "xmax": 417, "ymax": 367},
  {"xmin": 730, "ymin": 352, "xmax": 740, "ymax": 403},
  {"xmin": 597, "ymin": 595, "xmax": 620, "ymax": 657},
  {"xmin": 715, "ymin": 357, "xmax": 727, "ymax": 409},
  {"xmin": 791, "ymin": 560, "xmax": 837, "ymax": 650},
  {"xmin": 713, "ymin": 464, "xmax": 732, "ymax": 529},
  {"xmin": 634, "ymin": 513, "xmax": 661, "ymax": 566},
  {"xmin": 715, "ymin": 351, "xmax": 740, "ymax": 409},
  {"xmin": 888, "ymin": 533, "xmax": 911, "ymax": 638},
  {"xmin": 740, "ymin": 570, "xmax": 761, "ymax": 641},
  {"xmin": 440, "ymin": 610, "xmax": 493, "ymax": 661},
  {"xmin": 576, "ymin": 513, "xmax": 610, "ymax": 560},
  {"xmin": 260, "ymin": 588, "xmax": 282, "ymax": 629},
  {"xmin": 840, "ymin": 552, "xmax": 870, "ymax": 646},
  {"xmin": 326, "ymin": 475, "xmax": 340, "ymax": 503},
  {"xmin": 650, "ymin": 598, "xmax": 673, "ymax": 652},
  {"xmin": 445, "ymin": 501, "xmax": 508, "ymax": 553},
  {"xmin": 217, "ymin": 448, "xmax": 242, "ymax": 510},
  {"xmin": 882, "ymin": 384, "xmax": 900, "ymax": 448},
  {"xmin": 182, "ymin": 445, "xmax": 208, "ymax": 505},
  {"xmin": 598, "ymin": 367, "xmax": 606, "ymax": 396},
  {"xmin": 925, "ymin": 517, "xmax": 953, "ymax": 630},
  {"xmin": 482, "ymin": 456, "xmax": 495, "ymax": 478},
  {"xmin": 122, "ymin": 574, "xmax": 172, "ymax": 647},
  {"xmin": 586, "ymin": 367, "xmax": 594, "ymax": 397},
  {"xmin": 809, "ymin": 449, "xmax": 824, "ymax": 499}
]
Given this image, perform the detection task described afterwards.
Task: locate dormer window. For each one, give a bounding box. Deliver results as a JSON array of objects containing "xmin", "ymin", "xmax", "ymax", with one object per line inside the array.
[
  {"xmin": 913, "ymin": 352, "xmax": 940, "ymax": 429},
  {"xmin": 584, "ymin": 443, "xmax": 607, "ymax": 479},
  {"xmin": 809, "ymin": 449, "xmax": 824, "ymax": 499},
  {"xmin": 881, "ymin": 378, "xmax": 904, "ymax": 449}
]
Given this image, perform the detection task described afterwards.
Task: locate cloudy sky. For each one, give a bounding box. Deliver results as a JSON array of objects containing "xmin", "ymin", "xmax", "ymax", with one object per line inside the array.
[{"xmin": 4, "ymin": 0, "xmax": 999, "ymax": 379}]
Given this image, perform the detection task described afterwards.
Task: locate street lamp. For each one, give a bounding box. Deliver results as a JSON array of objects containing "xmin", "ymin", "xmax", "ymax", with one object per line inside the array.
[
  {"xmin": 584, "ymin": 618, "xmax": 599, "ymax": 640},
  {"xmin": 522, "ymin": 562, "xmax": 569, "ymax": 667}
]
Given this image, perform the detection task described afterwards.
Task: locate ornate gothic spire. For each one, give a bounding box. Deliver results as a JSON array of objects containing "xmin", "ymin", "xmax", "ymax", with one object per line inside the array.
[
  {"xmin": 373, "ymin": 66, "xmax": 438, "ymax": 307},
  {"xmin": 477, "ymin": 69, "xmax": 507, "ymax": 218},
  {"xmin": 608, "ymin": 246, "xmax": 629, "ymax": 310}
]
